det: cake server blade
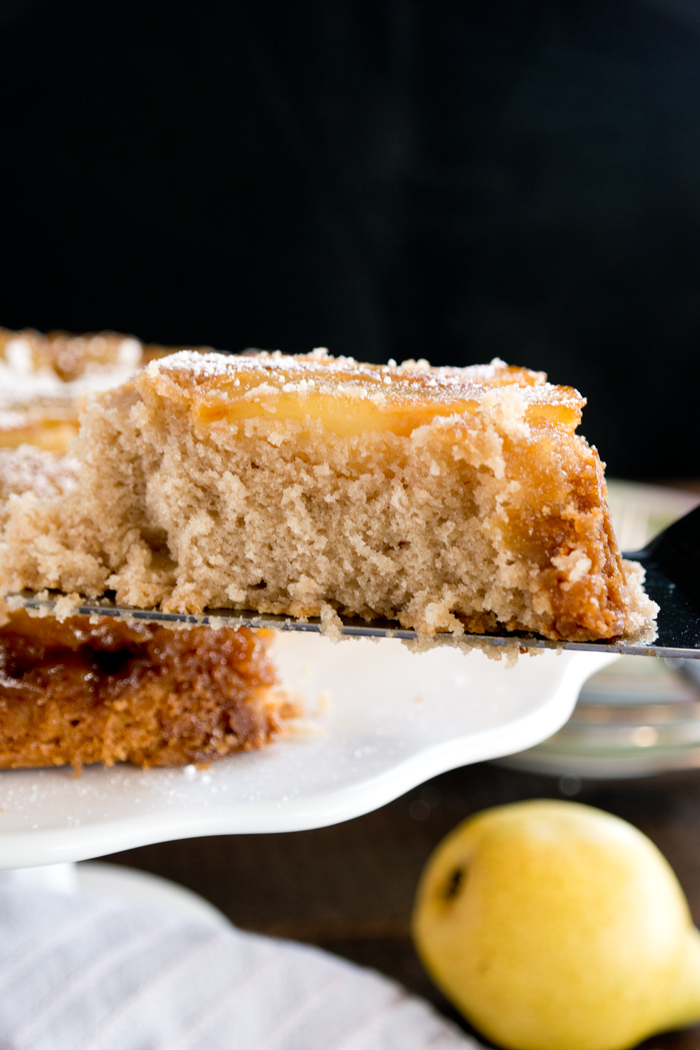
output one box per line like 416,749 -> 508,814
10,506 -> 700,660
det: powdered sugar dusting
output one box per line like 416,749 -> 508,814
154,349 -> 583,413
0,446 -> 77,502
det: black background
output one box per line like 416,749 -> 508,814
2,0 -> 700,477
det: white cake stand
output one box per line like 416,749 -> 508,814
0,633 -> 613,872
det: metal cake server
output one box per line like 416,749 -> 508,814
11,505 -> 700,659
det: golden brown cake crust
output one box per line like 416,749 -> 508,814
0,611 -> 292,771
0,350 -> 656,643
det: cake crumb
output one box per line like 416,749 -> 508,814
320,604 -> 344,642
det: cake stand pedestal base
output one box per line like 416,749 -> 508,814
0,862 -> 228,926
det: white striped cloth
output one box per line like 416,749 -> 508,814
0,885 -> 482,1050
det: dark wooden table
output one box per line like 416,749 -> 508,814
106,760 -> 700,1048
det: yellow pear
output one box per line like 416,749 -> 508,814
412,800 -> 700,1050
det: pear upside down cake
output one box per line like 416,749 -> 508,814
0,350 -> 656,644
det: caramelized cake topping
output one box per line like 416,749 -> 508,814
151,350 -> 584,436
0,326 -> 187,452
0,328 -> 144,451
0,327 -> 142,381
0,610 -> 291,770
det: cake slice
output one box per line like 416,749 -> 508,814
0,350 -> 655,643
